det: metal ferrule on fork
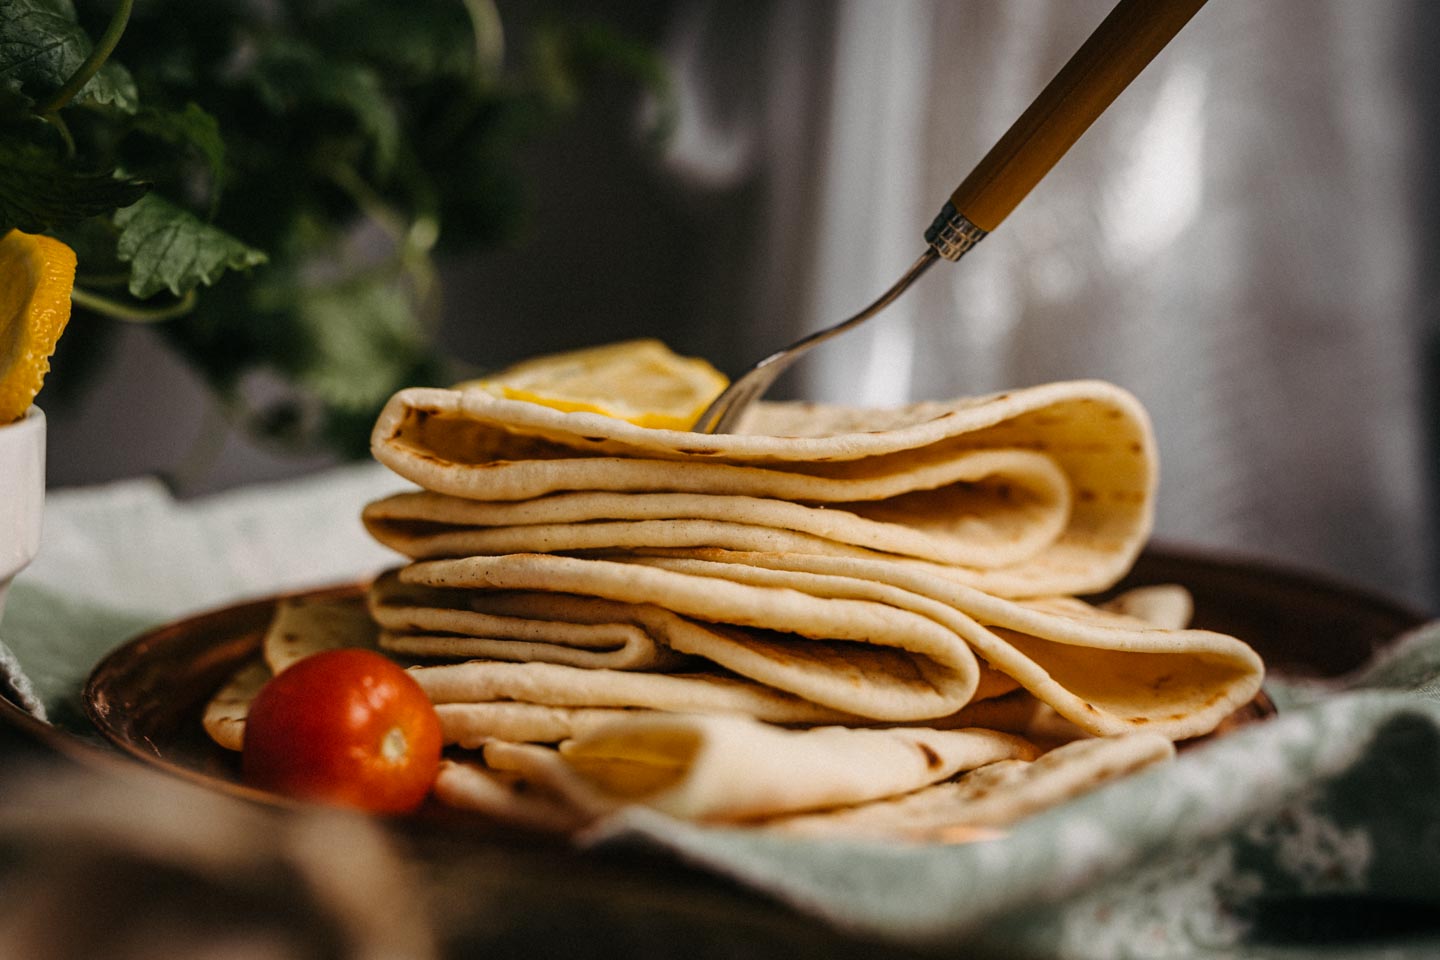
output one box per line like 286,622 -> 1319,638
923,202 -> 988,261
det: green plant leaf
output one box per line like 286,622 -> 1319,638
181,266 -> 443,457
305,0 -> 481,86
114,192 -> 267,298
86,58 -> 138,112
128,102 -> 226,210
52,214 -> 125,275
293,273 -> 443,457
4,0 -> 666,462
0,135 -> 147,234
249,37 -> 399,179
0,0 -> 137,113
1,76 -> 34,118
0,0 -> 82,97
285,273 -> 431,415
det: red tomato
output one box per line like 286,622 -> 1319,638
242,648 -> 443,814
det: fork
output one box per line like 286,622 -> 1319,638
692,0 -> 1208,434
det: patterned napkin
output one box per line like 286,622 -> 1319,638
2,467 -> 1438,957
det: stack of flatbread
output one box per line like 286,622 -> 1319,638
206,377 -> 1264,838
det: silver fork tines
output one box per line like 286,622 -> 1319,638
693,208 -> 987,435
690,250 -> 940,435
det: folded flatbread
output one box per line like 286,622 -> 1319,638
368,569 -> 690,671
201,596 -> 380,751
417,660 -> 867,744
263,593 -> 379,672
202,660 -> 267,752
399,552 -> 1262,741
368,380 -> 1157,598
364,381 -> 1264,739
432,725 -> 1171,837
764,731 -> 1175,840
399,553 -> 986,722
438,714 -> 1037,823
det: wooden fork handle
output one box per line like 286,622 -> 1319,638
949,0 -> 1208,234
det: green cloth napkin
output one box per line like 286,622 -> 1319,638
3,467 -> 1438,958
1,467 -> 407,725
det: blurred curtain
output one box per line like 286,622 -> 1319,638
661,0 -> 1435,608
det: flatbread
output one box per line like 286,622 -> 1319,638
362,456 -> 1071,568
441,715 -> 1037,824
413,660 -> 866,727
440,742 -> 624,825
369,381 -> 1157,598
391,586 -> 1181,749
368,569 -> 690,671
634,552 -> 1259,734
400,553 -> 1262,740
262,594 -> 378,673
436,703 -> 646,748
431,759 -> 588,833
1099,582 -> 1193,631
201,659 -> 268,752
764,731 -> 1176,840
435,727 -> 1170,837
400,554 -> 983,722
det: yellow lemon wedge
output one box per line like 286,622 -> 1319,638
457,339 -> 729,431
0,229 -> 77,424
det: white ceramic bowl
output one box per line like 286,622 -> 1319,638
0,407 -> 45,626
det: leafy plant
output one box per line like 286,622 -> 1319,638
0,0 -> 668,457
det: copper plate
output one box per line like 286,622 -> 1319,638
82,582 -> 369,809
